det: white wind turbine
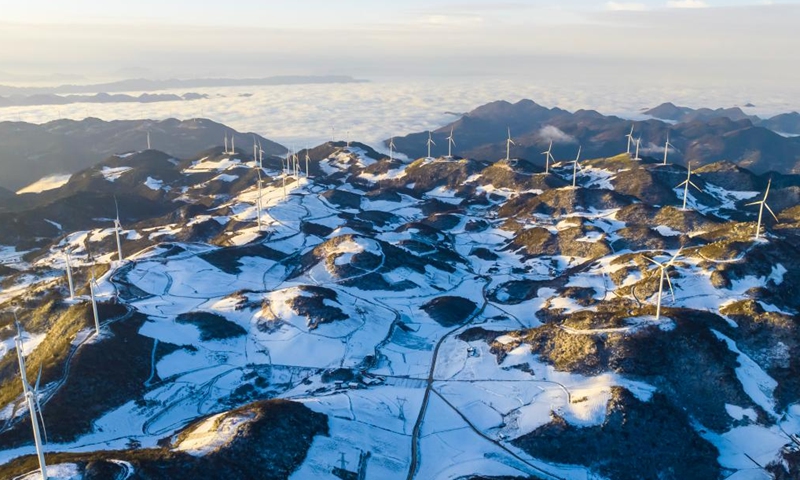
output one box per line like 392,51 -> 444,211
746,178 -> 779,241
113,197 -> 124,263
446,127 -> 456,159
147,131 -> 151,150
662,134 -> 673,166
224,132 -> 229,154
305,148 -> 310,178
14,318 -> 48,480
426,132 -> 435,159
645,250 -> 681,321
506,127 -> 515,162
570,146 -> 582,188
675,162 -> 701,211
255,149 -> 263,231
626,124 -> 635,156
542,141 -> 554,174
64,249 -> 75,300
389,137 -> 396,162
634,136 -> 642,161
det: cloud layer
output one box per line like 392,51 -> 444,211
1,77 -> 796,155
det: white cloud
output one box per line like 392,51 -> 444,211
667,0 -> 709,8
606,2 -> 648,11
539,126 -> 578,144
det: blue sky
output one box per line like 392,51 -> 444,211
0,1 -> 797,82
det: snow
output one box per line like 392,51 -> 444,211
712,330 -> 778,418
15,174 -> 72,194
144,176 -> 164,190
100,166 -> 132,182
654,225 -> 682,237
183,156 -> 242,173
0,331 -> 46,360
20,463 -> 81,480
174,412 -> 253,456
3,137 -> 799,480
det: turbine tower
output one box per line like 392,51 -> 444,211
224,132 -> 229,154
231,133 -> 235,154
663,134 -> 673,166
746,178 -> 779,241
571,146 -> 582,188
426,132 -> 435,159
675,162 -> 702,211
89,270 -> 101,335
64,250 -> 75,300
542,141 -> 554,174
446,127 -> 456,159
14,320 -> 49,480
255,163 -> 263,231
389,138 -> 396,162
634,137 -> 642,161
147,131 -> 151,150
626,124 -> 635,156
305,148 -> 310,178
645,250 -> 681,321
113,197 -> 124,263
506,127 -> 515,162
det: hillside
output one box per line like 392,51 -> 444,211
0,139 -> 798,479
0,118 -> 287,192
392,99 -> 800,175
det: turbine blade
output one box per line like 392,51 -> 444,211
764,203 -> 780,223
675,181 -> 688,189
664,270 -> 676,302
35,364 -> 42,392
744,201 -> 762,207
644,256 -> 664,268
689,181 -> 702,192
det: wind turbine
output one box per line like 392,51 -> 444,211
541,141 -> 554,174
224,132 -> 229,154
506,127 -> 515,162
64,250 -> 75,300
231,133 -> 235,154
644,250 -> 681,321
113,197 -> 124,263
255,163 -> 263,231
663,134 -> 673,166
426,132 -> 435,159
14,319 -> 48,480
570,146 -> 582,188
626,124 -> 635,156
346,131 -> 351,149
147,131 -> 151,150
253,136 -> 258,163
305,148 -> 311,178
634,137 -> 642,161
446,127 -> 456,159
675,162 -> 701,211
746,178 -> 779,241
389,137 -> 396,162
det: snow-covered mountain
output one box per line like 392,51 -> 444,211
0,137 -> 799,480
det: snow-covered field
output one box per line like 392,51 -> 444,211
0,144 -> 798,480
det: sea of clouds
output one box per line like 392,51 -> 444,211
0,77 -> 797,152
